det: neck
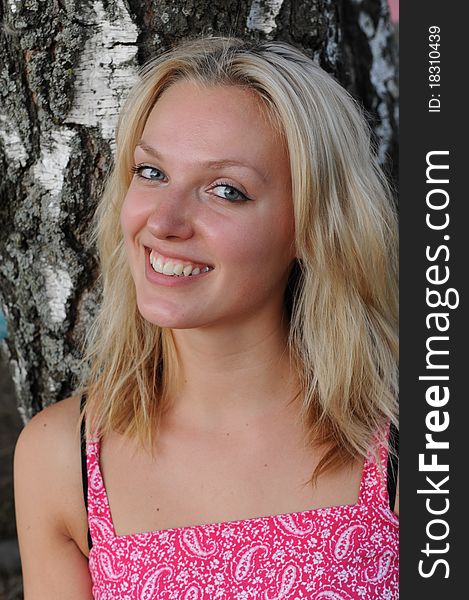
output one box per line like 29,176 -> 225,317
165,317 -> 300,430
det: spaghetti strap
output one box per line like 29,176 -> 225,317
387,422 -> 399,510
79,393 -> 93,550
86,439 -> 118,544
357,427 -> 399,515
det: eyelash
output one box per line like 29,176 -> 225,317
130,164 -> 251,202
130,164 -> 164,181
213,181 -> 250,202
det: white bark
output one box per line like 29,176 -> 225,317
28,0 -> 138,330
320,0 -> 341,69
247,0 -> 284,34
355,0 -> 398,162
32,128 -> 76,218
7,0 -> 21,15
43,265 -> 73,325
0,115 -> 28,167
66,0 -> 138,141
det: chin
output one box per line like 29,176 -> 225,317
135,296 -> 200,330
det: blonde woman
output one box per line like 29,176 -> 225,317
14,37 -> 399,599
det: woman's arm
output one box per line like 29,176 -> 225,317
14,396 -> 93,599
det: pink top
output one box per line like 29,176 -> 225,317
86,438 -> 399,599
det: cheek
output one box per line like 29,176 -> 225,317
216,213 -> 294,274
120,191 -> 147,239
245,206 -> 295,261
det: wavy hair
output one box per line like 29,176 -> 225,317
81,36 -> 398,479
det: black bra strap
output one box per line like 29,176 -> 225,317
386,422 -> 399,511
80,393 -> 93,550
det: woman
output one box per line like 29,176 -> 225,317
14,37 -> 399,598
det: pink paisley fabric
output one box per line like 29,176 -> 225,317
87,438 -> 399,599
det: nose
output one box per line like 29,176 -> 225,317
146,193 -> 195,241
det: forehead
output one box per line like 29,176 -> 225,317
148,79 -> 270,126
140,80 -> 284,163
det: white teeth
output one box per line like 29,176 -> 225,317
163,262 -> 174,275
155,256 -> 164,273
149,250 -> 211,277
150,254 -> 159,273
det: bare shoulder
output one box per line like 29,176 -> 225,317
14,395 -> 93,598
16,394 -> 82,446
14,394 -> 85,533
15,395 -> 83,498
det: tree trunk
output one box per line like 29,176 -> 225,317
0,0 -> 398,421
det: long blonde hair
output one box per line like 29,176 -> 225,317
82,36 -> 398,478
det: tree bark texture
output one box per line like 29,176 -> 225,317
0,0 -> 398,422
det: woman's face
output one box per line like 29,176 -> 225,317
120,79 -> 296,331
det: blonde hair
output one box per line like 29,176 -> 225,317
82,36 -> 398,479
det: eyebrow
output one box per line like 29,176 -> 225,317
136,141 -> 267,183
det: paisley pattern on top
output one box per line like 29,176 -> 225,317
86,437 -> 399,599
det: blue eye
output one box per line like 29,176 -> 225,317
131,165 -> 165,181
213,184 -> 249,202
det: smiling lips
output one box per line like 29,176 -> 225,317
148,249 -> 212,277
